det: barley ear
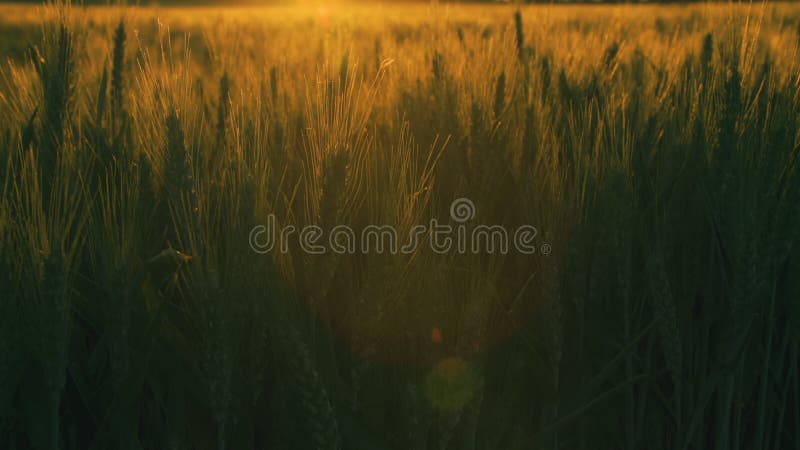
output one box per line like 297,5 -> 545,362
514,10 -> 525,61
646,251 -> 682,393
35,22 -> 76,196
217,72 -> 230,151
718,58 -> 742,168
494,71 -> 506,122
432,51 -> 444,83
269,66 -> 278,102
313,150 -> 349,302
38,247 -> 69,450
339,51 -> 349,92
162,108 -> 195,245
111,20 -> 126,132
286,326 -> 342,450
701,33 -> 714,75
164,109 -> 192,204
558,69 -> 572,104
540,56 -> 551,96
96,63 -> 108,126
604,41 -> 619,71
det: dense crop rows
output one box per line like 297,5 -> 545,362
0,3 -> 799,449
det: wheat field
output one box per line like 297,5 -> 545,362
0,2 -> 799,449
